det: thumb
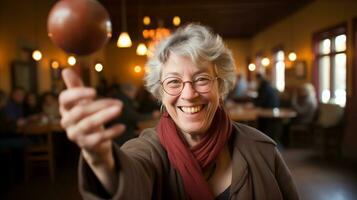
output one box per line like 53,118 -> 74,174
62,68 -> 84,88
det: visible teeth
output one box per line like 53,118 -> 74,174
181,105 -> 203,114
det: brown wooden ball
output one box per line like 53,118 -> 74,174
47,0 -> 112,55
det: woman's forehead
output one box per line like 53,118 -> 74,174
162,54 -> 214,75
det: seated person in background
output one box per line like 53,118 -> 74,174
291,83 -> 317,125
4,87 -> 26,126
229,73 -> 248,102
110,83 -> 160,146
254,74 -> 280,140
0,90 -> 26,183
254,73 -> 279,108
136,85 -> 160,114
0,90 -> 17,134
41,92 -> 60,120
23,92 -> 41,118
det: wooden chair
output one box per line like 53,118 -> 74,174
313,103 -> 345,158
23,123 -> 55,182
288,110 -> 318,148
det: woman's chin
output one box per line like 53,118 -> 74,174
178,121 -> 208,135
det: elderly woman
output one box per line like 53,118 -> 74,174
291,83 -> 318,125
59,24 -> 299,200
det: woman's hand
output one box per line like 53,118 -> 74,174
60,68 -> 125,160
59,69 -> 124,194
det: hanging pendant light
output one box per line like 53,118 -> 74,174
117,0 -> 132,48
136,43 -> 147,55
32,1 -> 42,61
135,2 -> 147,56
117,32 -> 132,47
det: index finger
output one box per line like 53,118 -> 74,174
62,68 -> 84,88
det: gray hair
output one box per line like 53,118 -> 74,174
144,23 -> 237,101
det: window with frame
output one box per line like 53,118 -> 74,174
272,50 -> 285,92
314,25 -> 346,107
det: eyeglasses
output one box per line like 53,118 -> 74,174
160,75 -> 219,96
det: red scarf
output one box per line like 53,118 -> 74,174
157,107 -> 232,200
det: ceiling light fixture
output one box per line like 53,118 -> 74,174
117,0 -> 132,48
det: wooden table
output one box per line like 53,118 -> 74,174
257,108 -> 297,119
227,103 -> 297,121
227,103 -> 297,143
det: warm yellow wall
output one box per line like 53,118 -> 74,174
225,39 -> 251,76
0,0 -> 104,94
251,0 -> 357,91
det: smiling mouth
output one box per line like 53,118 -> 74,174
178,105 -> 204,114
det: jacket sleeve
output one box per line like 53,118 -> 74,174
78,131 -> 166,200
274,148 -> 300,200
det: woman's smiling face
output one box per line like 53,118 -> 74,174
161,53 -> 220,136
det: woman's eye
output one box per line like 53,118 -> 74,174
195,77 -> 210,83
168,79 -> 181,84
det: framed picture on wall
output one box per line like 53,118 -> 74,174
11,60 -> 38,93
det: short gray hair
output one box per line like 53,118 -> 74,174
144,23 -> 237,101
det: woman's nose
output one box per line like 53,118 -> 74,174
180,82 -> 199,99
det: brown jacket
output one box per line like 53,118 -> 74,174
79,123 -> 299,200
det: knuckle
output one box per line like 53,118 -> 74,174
77,119 -> 97,134
75,105 -> 86,118
58,91 -> 68,104
60,118 -> 67,128
66,130 -> 77,142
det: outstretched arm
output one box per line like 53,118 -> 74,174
59,68 -> 125,195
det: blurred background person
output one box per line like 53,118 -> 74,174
254,73 -> 279,108
0,90 -> 17,134
4,87 -> 26,125
136,85 -> 160,114
0,90 -> 26,185
41,92 -> 60,121
291,83 -> 318,125
229,73 -> 248,102
254,73 -> 280,140
23,92 -> 41,118
110,83 -> 160,146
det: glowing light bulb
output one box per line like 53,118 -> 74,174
95,63 -> 103,72
32,50 -> 42,61
117,32 -> 132,48
288,52 -> 297,61
136,43 -> 148,56
67,56 -> 76,66
261,58 -> 270,67
248,63 -> 256,71
172,16 -> 181,26
134,65 -> 142,73
143,16 -> 151,25
51,60 -> 60,69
